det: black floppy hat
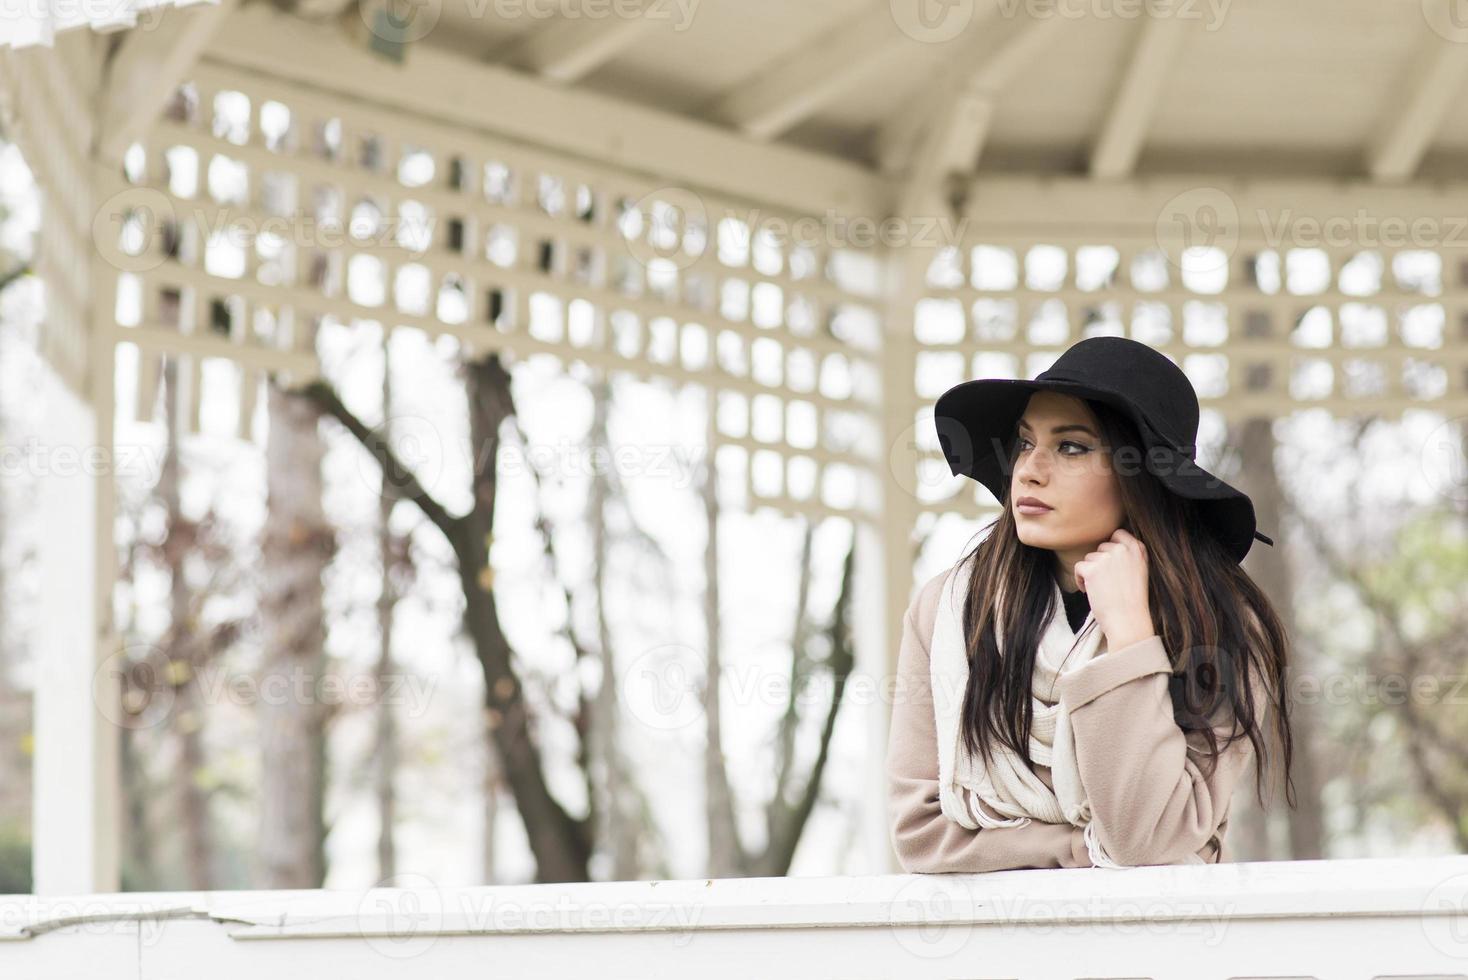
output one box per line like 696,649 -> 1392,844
933,336 -> 1275,564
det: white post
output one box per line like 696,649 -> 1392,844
31,353 -> 120,895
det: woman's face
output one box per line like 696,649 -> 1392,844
1009,391 -> 1127,556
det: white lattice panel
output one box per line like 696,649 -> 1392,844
95,59 -> 887,523
0,32 -> 98,395
906,235 -> 1468,522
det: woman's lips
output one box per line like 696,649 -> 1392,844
1016,503 -> 1054,515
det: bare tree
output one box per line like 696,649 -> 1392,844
297,352 -> 592,882
1292,461 -> 1468,852
112,353 -> 251,889
299,353 -> 855,881
577,376 -> 668,880
701,443 -> 859,877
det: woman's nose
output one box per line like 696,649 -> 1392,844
1017,445 -> 1052,483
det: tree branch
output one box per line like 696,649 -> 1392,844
763,532 -> 857,876
0,263 -> 31,295
292,377 -> 467,549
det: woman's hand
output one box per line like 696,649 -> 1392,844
1073,528 -> 1155,652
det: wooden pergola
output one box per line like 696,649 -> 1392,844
2,0 -> 1466,893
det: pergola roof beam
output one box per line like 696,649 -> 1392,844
1365,28 -> 1468,181
1088,15 -> 1186,180
95,0 -> 238,163
877,11 -> 1070,186
205,6 -> 887,217
500,4 -> 660,83
709,2 -> 916,141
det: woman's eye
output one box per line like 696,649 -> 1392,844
1017,437 -> 1089,455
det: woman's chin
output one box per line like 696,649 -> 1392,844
1015,526 -> 1069,550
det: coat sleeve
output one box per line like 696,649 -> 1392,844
885,572 -> 1093,874
1055,628 -> 1266,867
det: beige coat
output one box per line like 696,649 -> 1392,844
886,565 -> 1263,872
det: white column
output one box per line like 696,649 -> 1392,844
31,354 -> 120,895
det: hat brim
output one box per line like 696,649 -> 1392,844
933,376 -> 1263,563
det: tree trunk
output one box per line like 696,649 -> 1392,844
374,343 -> 398,882
160,359 -> 213,889
1236,415 -> 1325,859
700,429 -> 743,877
257,381 -> 333,888
461,355 -> 591,882
482,710 -> 500,883
587,377 -> 644,880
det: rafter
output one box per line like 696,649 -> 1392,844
708,2 -> 915,142
877,11 -> 1071,186
1365,27 -> 1468,181
1089,14 -> 1186,180
498,5 -> 659,83
205,5 -> 886,217
95,0 -> 238,163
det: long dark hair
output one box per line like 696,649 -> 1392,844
955,396 -> 1296,810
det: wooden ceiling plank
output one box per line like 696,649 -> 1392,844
1089,14 -> 1186,180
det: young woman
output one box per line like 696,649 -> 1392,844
887,336 -> 1296,872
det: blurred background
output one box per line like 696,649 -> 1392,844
0,0 -> 1465,894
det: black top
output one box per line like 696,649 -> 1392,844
1060,586 -> 1091,634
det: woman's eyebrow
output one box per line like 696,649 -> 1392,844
1017,420 -> 1098,437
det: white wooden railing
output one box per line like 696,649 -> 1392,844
3,854 -> 1467,978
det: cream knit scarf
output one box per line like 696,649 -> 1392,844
929,559 -> 1142,868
